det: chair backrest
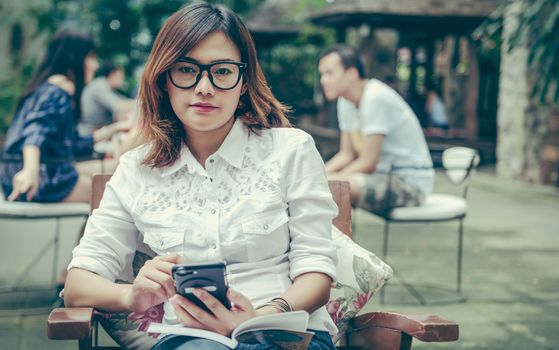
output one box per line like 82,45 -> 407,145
442,147 -> 479,185
90,174 -> 352,237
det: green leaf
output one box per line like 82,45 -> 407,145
353,255 -> 375,293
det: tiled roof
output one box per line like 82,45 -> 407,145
310,0 -> 499,21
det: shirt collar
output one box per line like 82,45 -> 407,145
160,118 -> 248,177
214,118 -> 248,169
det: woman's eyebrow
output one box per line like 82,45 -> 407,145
179,57 -> 238,63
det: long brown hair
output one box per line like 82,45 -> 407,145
138,2 -> 290,168
19,28 -> 96,121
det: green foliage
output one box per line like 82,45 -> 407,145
475,0 -> 559,102
509,0 -> 559,102
0,0 -> 333,132
260,26 -> 335,120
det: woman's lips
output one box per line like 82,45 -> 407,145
191,103 -> 218,113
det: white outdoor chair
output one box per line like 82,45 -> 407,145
0,190 -> 89,311
377,147 -> 480,304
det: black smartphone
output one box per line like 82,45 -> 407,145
172,262 -> 231,313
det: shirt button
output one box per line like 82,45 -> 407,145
209,159 -> 215,163
263,224 -> 269,230
159,240 -> 164,246
210,209 -> 216,215
208,240 -> 217,249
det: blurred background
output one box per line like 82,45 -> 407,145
1,1 -> 559,349
0,0 -> 558,186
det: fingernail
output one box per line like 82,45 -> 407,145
193,289 -> 202,297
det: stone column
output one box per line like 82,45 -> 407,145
496,0 -> 550,182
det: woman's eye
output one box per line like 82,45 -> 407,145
214,68 -> 232,75
178,66 -> 196,74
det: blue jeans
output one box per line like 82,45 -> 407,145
151,330 -> 335,350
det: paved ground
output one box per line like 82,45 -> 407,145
1,167 -> 558,349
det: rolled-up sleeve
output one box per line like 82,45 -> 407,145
284,132 -> 338,282
67,157 -> 139,281
21,98 -> 63,148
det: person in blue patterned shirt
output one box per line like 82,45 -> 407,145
1,28 -> 129,203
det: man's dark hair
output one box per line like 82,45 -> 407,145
97,60 -> 119,77
319,44 -> 366,78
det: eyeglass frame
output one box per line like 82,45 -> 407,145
167,59 -> 248,90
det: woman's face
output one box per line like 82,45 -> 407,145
84,52 -> 99,83
165,31 -> 245,137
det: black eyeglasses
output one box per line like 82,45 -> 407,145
168,59 -> 247,90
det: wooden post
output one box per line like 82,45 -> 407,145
465,38 -> 479,140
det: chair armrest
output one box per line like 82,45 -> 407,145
350,311 -> 459,342
47,307 -> 94,340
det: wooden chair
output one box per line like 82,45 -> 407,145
47,174 -> 459,350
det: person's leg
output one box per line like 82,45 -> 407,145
356,173 -> 423,215
235,331 -> 335,350
62,159 -> 118,203
62,175 -> 91,203
307,331 -> 336,350
75,158 -> 118,177
326,172 -> 364,206
152,336 -> 232,350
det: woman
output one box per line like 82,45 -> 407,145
64,3 -> 338,350
1,28 -> 128,203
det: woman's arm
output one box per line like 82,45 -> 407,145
8,145 -> 41,201
65,253 -> 181,313
273,132 -> 339,314
64,268 -> 132,312
256,272 -> 332,316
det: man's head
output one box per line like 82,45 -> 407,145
98,61 -> 124,88
318,45 -> 366,101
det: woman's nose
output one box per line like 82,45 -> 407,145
194,71 -> 215,96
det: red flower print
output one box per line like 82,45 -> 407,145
326,300 -> 341,323
127,303 -> 164,337
352,291 -> 373,310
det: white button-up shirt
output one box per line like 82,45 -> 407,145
68,119 -> 338,334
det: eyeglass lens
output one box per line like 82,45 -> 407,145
170,62 -> 243,89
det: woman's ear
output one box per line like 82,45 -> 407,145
241,83 -> 247,95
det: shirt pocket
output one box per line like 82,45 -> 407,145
241,207 -> 289,261
142,229 -> 184,256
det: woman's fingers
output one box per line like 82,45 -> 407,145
138,263 -> 176,299
226,288 -> 253,312
191,289 -> 229,320
8,171 -> 39,201
7,187 -> 22,201
170,295 -> 209,329
26,183 -> 39,201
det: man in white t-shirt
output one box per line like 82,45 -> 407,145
318,45 -> 434,214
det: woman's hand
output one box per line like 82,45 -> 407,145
8,167 -> 40,201
170,288 -> 256,336
93,120 -> 134,143
124,254 -> 180,313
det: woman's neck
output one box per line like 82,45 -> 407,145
48,74 -> 75,96
184,118 -> 234,167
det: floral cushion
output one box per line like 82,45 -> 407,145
96,226 -> 392,348
96,251 -> 159,350
327,226 -> 393,342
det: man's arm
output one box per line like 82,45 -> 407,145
339,133 -> 384,174
325,132 -> 357,173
